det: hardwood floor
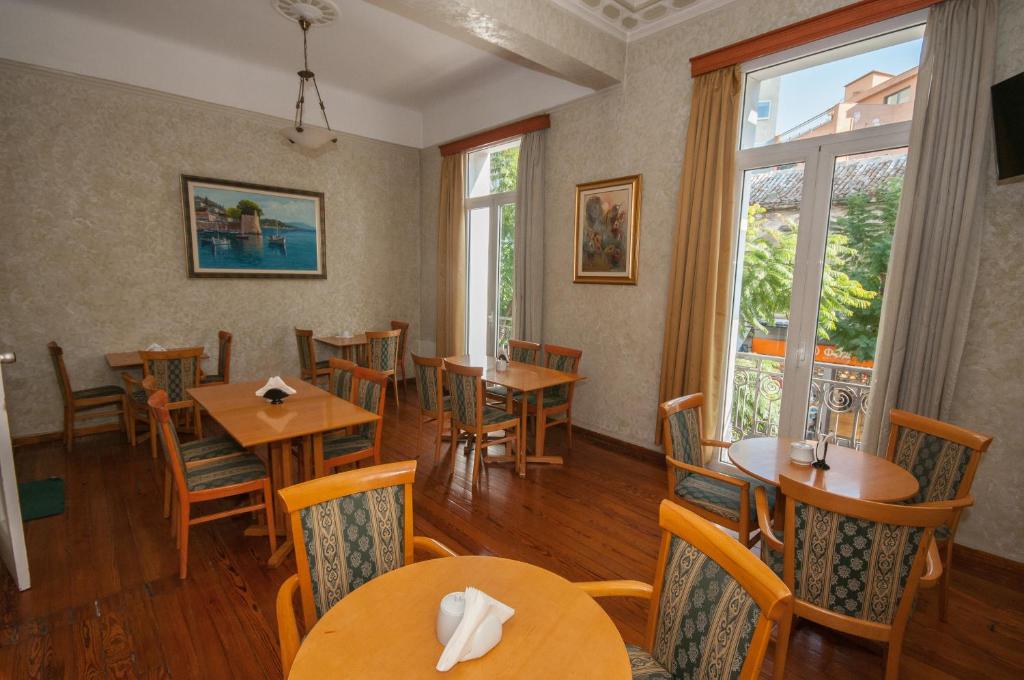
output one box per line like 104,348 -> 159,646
3,393 -> 1023,679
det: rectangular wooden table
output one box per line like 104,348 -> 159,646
444,355 -> 585,477
315,334 -> 368,362
106,350 -> 208,369
188,376 -> 380,566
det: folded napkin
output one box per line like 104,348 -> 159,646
436,588 -> 515,672
145,343 -> 166,351
255,376 -> 297,397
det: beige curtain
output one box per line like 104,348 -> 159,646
862,0 -> 997,454
658,65 -> 742,446
513,130 -> 545,343
436,154 -> 467,357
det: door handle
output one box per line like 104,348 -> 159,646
0,352 -> 14,364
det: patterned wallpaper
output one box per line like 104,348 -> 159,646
0,62 -> 422,437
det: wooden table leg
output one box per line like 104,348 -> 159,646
267,437 -> 296,567
518,393 -> 528,477
520,390 -> 564,475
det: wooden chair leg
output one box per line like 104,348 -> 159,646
163,466 -> 172,519
566,411 -> 574,450
64,409 -> 74,454
939,539 -> 953,622
193,404 -> 203,439
149,414 -> 158,459
434,418 -> 443,464
264,479 -> 278,553
449,426 -> 459,478
178,502 -> 190,579
120,396 -> 131,441
773,613 -> 792,680
171,499 -> 178,541
884,632 -> 904,680
392,374 -> 401,413
473,432 -> 485,482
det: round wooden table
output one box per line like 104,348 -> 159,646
728,437 -> 918,502
288,555 -> 631,679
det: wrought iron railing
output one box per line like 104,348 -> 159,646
729,352 -> 872,449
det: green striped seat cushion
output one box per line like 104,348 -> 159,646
183,452 -> 266,492
200,373 -> 224,384
323,433 -> 374,460
486,384 -> 510,397
179,435 -> 243,463
482,406 -> 516,426
519,392 -> 568,409
73,384 -> 125,400
675,473 -> 776,523
315,360 -> 330,369
626,645 -> 671,680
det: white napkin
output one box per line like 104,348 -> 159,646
436,588 -> 515,672
255,376 -> 297,397
145,343 -> 166,351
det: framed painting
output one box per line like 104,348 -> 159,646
180,175 -> 326,279
573,175 -> 642,284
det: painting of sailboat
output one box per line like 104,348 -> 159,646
181,175 -> 326,279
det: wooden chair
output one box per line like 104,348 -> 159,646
199,330 -> 232,385
659,393 -> 774,548
884,409 -> 992,621
444,360 -> 519,483
411,354 -> 451,463
135,347 -> 204,460
514,344 -> 581,454
314,367 -> 387,477
295,328 -> 330,387
121,372 -> 153,447
365,329 -> 402,411
389,320 -> 410,391
576,499 -> 792,680
755,476 -> 956,680
486,339 -> 541,407
148,390 -> 275,579
328,357 -> 358,401
47,341 -> 128,453
275,460 -> 456,676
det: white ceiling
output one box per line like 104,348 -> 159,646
548,0 -> 739,40
0,0 -> 593,147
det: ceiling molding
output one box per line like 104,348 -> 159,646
547,0 -> 739,42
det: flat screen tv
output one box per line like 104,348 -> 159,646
992,70 -> 1024,181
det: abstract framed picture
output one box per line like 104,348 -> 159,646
180,175 -> 326,279
573,175 -> 641,284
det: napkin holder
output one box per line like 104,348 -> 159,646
262,388 -> 290,405
495,354 -> 509,372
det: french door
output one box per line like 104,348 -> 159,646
466,195 -> 515,356
723,123 -> 910,450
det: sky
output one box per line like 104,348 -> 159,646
771,39 -> 923,135
195,186 -> 316,225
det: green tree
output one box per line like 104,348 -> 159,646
490,147 -> 519,349
237,199 -> 263,216
225,207 -> 240,220
490,146 -> 519,194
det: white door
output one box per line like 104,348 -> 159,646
0,351 -> 30,590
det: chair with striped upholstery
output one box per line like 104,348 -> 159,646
328,357 -> 358,401
365,329 -> 402,412
314,366 -> 387,477
148,390 -> 275,579
755,476 -> 955,680
444,360 -> 520,482
513,344 -> 581,455
295,328 -> 330,387
486,339 -> 541,407
412,354 -> 451,463
660,393 -> 775,548
48,341 -> 129,453
390,320 -> 410,392
200,330 -> 232,385
576,499 -> 792,680
140,347 -> 204,460
883,409 -> 992,621
121,371 -> 154,447
275,461 -> 456,676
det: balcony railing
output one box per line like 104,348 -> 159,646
729,352 -> 872,449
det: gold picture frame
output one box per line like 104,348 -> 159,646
573,174 -> 641,284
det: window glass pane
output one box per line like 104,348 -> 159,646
466,140 -> 519,198
495,202 -> 515,354
741,25 -> 923,149
467,207 -> 490,355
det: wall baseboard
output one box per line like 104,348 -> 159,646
573,424 -> 663,465
952,542 -> 1024,589
12,422 -> 120,448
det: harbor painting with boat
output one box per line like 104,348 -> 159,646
181,175 -> 326,279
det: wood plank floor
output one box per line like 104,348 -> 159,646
3,393 -> 1023,679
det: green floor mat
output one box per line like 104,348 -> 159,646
18,477 -> 65,521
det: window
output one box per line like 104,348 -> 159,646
884,87 -> 912,104
724,17 -> 923,455
465,139 -> 520,356
755,100 -> 772,120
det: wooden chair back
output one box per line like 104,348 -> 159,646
542,344 -> 582,403
778,476 -> 953,638
47,341 -> 73,407
365,329 -> 401,373
277,461 -> 417,629
443,360 -> 484,430
215,330 -> 233,382
659,393 -> 708,470
294,328 -> 318,374
328,357 -> 358,401
411,354 -> 444,416
389,319 -> 409,364
351,366 -> 388,444
140,347 -> 203,406
643,500 -> 791,679
507,339 -> 541,364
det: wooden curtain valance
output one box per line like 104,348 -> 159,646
689,0 -> 941,77
439,114 -> 550,157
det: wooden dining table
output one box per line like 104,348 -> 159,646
188,376 -> 380,566
728,436 -> 918,523
315,334 -> 367,362
287,555 -> 630,679
444,355 -> 585,477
